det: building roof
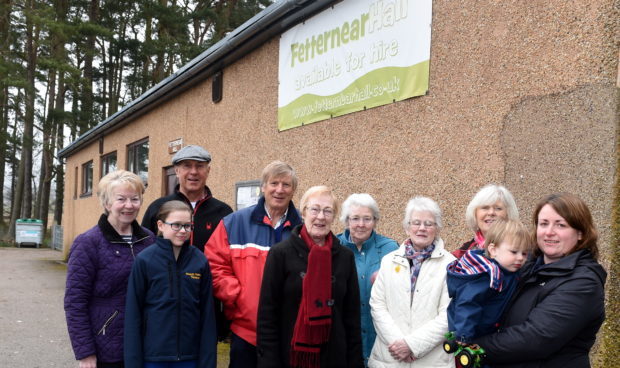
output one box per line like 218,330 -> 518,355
59,0 -> 338,159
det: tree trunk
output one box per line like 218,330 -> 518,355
8,103 -> 20,225
8,92 -> 25,239
41,0 -> 68,230
53,78 -> 65,226
0,0 -> 10,228
100,38 -> 107,118
80,0 -> 99,134
35,69 -> 55,221
0,87 -> 7,226
14,0 -> 38,229
153,0 -> 168,84
141,6 -> 152,95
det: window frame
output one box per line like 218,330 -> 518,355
100,151 -> 118,177
73,166 -> 78,199
80,160 -> 94,197
127,137 -> 149,186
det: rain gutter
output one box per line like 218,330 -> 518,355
59,0 -> 340,159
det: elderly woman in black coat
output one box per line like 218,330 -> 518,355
473,193 -> 606,367
257,185 -> 363,368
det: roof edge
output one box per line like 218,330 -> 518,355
59,0 -> 340,159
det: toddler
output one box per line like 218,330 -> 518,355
446,219 -> 533,344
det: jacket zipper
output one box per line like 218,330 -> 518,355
110,234 -> 149,258
176,259 -> 182,360
168,262 -> 174,297
97,310 -> 119,336
189,199 -> 203,245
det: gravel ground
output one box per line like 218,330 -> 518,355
0,247 -> 76,367
0,247 -> 233,368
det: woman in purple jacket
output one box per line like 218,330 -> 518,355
64,170 -> 155,368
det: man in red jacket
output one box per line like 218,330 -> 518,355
205,161 -> 302,368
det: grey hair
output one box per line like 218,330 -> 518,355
465,184 -> 519,232
339,193 -> 380,224
402,196 -> 443,231
260,160 -> 298,192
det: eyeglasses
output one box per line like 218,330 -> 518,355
306,206 -> 335,218
349,216 -> 375,224
409,220 -> 436,229
163,222 -> 194,232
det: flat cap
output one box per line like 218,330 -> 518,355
172,145 -> 212,165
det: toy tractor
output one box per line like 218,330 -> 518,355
443,332 -> 486,368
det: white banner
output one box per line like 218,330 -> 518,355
278,0 -> 432,131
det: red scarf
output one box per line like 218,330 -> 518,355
290,225 -> 333,368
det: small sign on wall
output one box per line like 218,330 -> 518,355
236,180 -> 262,210
168,138 -> 183,154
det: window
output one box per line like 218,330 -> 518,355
81,161 -> 94,196
127,138 -> 149,185
73,167 -> 78,199
164,166 -> 178,196
101,151 -> 117,177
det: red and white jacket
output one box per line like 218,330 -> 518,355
204,197 -> 301,345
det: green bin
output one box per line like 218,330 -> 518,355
15,219 -> 44,248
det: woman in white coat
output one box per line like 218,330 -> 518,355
369,197 -> 455,367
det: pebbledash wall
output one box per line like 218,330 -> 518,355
60,0 -> 619,364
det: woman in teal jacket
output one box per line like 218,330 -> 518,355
337,194 -> 398,366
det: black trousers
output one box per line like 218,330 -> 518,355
98,362 -> 123,368
229,332 -> 257,368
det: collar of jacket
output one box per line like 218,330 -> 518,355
155,237 -> 190,260
391,237 -> 448,267
174,184 -> 213,203
527,249 -> 606,284
250,196 -> 302,227
290,224 -> 342,256
98,214 -> 151,244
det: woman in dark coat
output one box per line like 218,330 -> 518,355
473,193 -> 607,367
64,170 -> 155,368
257,185 -> 363,368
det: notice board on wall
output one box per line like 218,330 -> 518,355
278,0 -> 432,131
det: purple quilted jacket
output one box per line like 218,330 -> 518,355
64,214 -> 155,363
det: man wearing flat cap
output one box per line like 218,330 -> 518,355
141,144 -> 233,252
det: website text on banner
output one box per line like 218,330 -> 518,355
278,0 -> 432,131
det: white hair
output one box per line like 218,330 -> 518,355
465,184 -> 519,232
402,196 -> 442,231
339,193 -> 380,224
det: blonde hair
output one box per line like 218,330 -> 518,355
97,170 -> 145,214
300,185 -> 339,219
484,219 -> 534,257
